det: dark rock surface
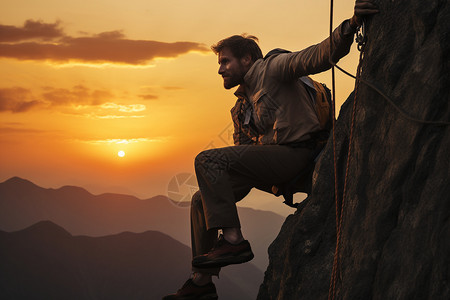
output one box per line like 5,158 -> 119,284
258,0 -> 449,299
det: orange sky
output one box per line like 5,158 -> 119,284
0,0 -> 361,215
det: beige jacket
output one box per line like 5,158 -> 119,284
232,20 -> 355,145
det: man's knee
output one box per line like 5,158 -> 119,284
194,149 -> 216,169
194,149 -> 228,183
191,190 -> 203,209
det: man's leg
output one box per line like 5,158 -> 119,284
163,145 -> 312,299
195,144 -> 313,229
190,191 -> 220,278
193,144 -> 313,267
191,177 -> 253,272
162,191 -> 222,300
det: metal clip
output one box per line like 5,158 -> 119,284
355,21 -> 366,51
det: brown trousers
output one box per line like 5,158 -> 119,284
191,144 -> 313,275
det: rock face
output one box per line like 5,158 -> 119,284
258,1 -> 449,299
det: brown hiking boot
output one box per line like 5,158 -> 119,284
192,234 -> 254,268
162,278 -> 218,300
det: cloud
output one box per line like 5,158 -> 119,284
139,94 -> 159,100
99,103 -> 146,113
0,85 -> 147,118
81,114 -> 145,119
0,122 -> 55,138
80,137 -> 164,145
163,86 -> 185,90
0,126 -> 44,134
0,87 -> 44,112
0,20 -> 64,42
138,86 -> 184,100
0,20 -> 209,65
42,85 -> 113,106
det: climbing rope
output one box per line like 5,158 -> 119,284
329,33 -> 366,300
328,2 -> 366,299
328,0 -> 340,296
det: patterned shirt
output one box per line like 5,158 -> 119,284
231,85 -> 259,145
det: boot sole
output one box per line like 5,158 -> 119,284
198,294 -> 218,300
163,292 -> 218,300
175,293 -> 218,300
193,250 -> 254,268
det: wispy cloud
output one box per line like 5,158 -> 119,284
42,85 -> 113,106
0,126 -> 45,134
82,114 -> 145,119
0,85 -> 114,112
0,87 -> 44,112
0,85 -> 147,118
80,137 -> 164,145
0,20 -> 209,65
139,94 -> 159,100
163,86 -> 185,91
0,123 -> 60,138
99,103 -> 146,113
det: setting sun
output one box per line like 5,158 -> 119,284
0,0 -> 358,198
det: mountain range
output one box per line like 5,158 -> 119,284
0,221 -> 262,299
0,176 -> 286,271
0,176 -> 290,299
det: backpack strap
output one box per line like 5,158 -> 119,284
264,48 -> 291,60
312,81 -> 332,130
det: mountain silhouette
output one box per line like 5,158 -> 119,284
0,176 -> 285,271
0,221 -> 262,300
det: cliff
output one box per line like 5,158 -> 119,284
258,0 -> 449,299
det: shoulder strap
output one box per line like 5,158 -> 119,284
264,48 -> 291,60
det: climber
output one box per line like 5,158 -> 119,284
162,1 -> 379,299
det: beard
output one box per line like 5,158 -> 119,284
222,65 -> 246,89
223,76 -> 241,89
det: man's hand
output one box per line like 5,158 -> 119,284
350,0 -> 379,29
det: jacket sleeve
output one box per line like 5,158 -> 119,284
267,20 -> 355,81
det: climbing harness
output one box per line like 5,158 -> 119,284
355,21 -> 366,51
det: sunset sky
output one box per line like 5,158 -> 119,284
1,0 -> 361,214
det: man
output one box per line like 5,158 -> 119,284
163,1 -> 378,299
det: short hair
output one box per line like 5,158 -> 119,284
211,34 -> 263,62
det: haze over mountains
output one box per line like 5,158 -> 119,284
0,221 -> 262,299
0,176 -> 285,271
0,176 -> 289,299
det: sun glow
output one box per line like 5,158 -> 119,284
118,150 -> 125,157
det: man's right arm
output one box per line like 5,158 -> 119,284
266,0 -> 379,81
266,20 -> 354,81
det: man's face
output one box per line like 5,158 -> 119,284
217,48 -> 250,90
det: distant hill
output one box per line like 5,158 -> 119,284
0,176 -> 286,271
0,221 -> 263,300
